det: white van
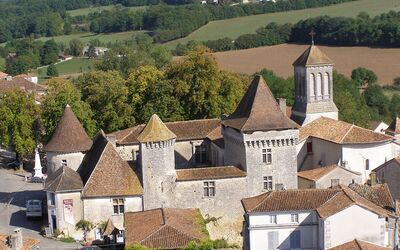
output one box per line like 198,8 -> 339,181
26,200 -> 42,218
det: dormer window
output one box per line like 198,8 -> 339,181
195,145 -> 207,164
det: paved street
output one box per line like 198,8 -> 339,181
0,168 -> 80,249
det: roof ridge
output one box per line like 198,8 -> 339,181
249,192 -> 272,212
339,123 -> 355,143
176,165 -> 238,171
55,167 -> 66,192
354,239 -> 362,249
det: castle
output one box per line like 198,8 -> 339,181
43,44 -> 399,244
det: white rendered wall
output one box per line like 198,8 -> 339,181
248,211 -> 318,250
324,205 -> 386,248
342,142 -> 393,182
46,151 -> 85,174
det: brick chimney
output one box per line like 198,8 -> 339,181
278,98 -> 287,116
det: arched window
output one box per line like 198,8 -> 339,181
316,73 -> 322,99
309,73 -> 315,101
323,72 -> 329,99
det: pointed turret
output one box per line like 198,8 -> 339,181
222,75 -> 298,132
137,114 -> 176,142
293,45 -> 334,67
44,105 -> 92,152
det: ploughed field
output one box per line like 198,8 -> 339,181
165,0 -> 400,48
213,44 -> 400,85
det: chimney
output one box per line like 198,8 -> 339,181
9,228 -> 23,250
278,98 -> 287,116
370,172 -> 377,185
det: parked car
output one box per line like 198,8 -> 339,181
31,176 -> 44,183
26,200 -> 42,219
7,161 -> 21,170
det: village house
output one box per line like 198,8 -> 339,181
0,77 -> 45,97
241,186 -> 397,250
298,165 -> 362,189
373,156 -> 400,200
327,239 -> 392,250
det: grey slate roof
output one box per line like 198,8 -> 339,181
44,166 -> 83,192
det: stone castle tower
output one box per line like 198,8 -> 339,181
222,75 -> 299,197
138,114 -> 177,210
43,105 -> 92,174
291,45 -> 338,125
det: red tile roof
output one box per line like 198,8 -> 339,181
44,166 -> 83,192
328,239 -> 391,250
43,105 -> 92,152
242,186 -> 393,219
109,119 -> 221,145
0,78 -> 46,93
222,75 -> 299,132
349,183 -> 394,209
300,117 -> 392,144
298,165 -> 360,181
124,208 -> 207,249
176,166 -> 246,181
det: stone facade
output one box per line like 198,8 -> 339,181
46,151 -> 86,174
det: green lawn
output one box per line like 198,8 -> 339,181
36,31 -> 146,45
38,58 -> 100,82
66,5 -> 148,17
165,0 -> 400,48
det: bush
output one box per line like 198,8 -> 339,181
60,237 -> 75,243
47,64 -> 59,77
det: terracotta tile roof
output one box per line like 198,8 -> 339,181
328,239 -> 391,250
103,218 -> 119,236
386,117 -> 400,134
300,117 -> 392,144
137,114 -> 176,143
222,75 -> 299,132
77,131 -> 143,198
0,78 -> 46,93
298,165 -> 361,181
109,119 -> 221,145
206,126 -> 224,148
124,208 -> 207,249
43,105 -> 92,152
0,234 -> 40,250
242,186 -> 393,218
293,45 -> 334,66
349,183 -> 394,209
176,166 -> 246,181
44,166 -> 83,192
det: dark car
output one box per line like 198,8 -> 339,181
31,176 -> 44,183
6,161 -> 21,170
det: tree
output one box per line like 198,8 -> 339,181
76,71 -> 134,132
389,94 -> 400,118
46,64 -> 59,77
393,77 -> 400,87
0,90 -> 40,166
75,220 -> 94,242
87,44 -> 97,59
41,78 -> 96,141
363,84 -> 390,119
41,39 -> 59,65
69,39 -> 84,57
351,67 -> 378,86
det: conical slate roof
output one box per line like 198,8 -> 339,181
137,114 -> 177,142
43,105 -> 92,153
222,75 -> 299,132
44,166 -> 83,192
293,45 -> 333,67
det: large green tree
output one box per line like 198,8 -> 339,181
76,71 -> 134,133
0,90 -> 40,163
41,78 -> 96,141
69,39 -> 84,57
351,67 -> 378,87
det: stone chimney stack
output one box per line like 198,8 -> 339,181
106,134 -> 117,147
9,228 -> 23,250
278,98 -> 287,116
370,172 -> 377,185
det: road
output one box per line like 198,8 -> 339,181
0,168 -> 80,249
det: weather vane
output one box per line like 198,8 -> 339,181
309,30 -> 316,45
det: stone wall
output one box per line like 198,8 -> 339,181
375,161 -> 400,200
46,151 -> 85,174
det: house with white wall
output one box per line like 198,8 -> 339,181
241,186 -> 397,250
297,117 -> 395,182
298,165 -> 362,189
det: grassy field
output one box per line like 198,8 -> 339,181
66,5 -> 148,17
36,31 -> 146,45
38,58 -> 99,82
165,0 -> 400,48
212,44 -> 400,85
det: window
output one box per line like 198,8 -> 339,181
306,142 -> 313,154
269,215 -> 277,224
365,159 -> 370,170
290,230 -> 301,249
49,193 -> 56,206
203,181 -> 215,197
195,145 -> 208,164
61,159 -> 67,167
291,214 -> 299,223
112,199 -> 124,214
263,176 -> 273,190
262,149 -> 272,164
331,179 -> 340,187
